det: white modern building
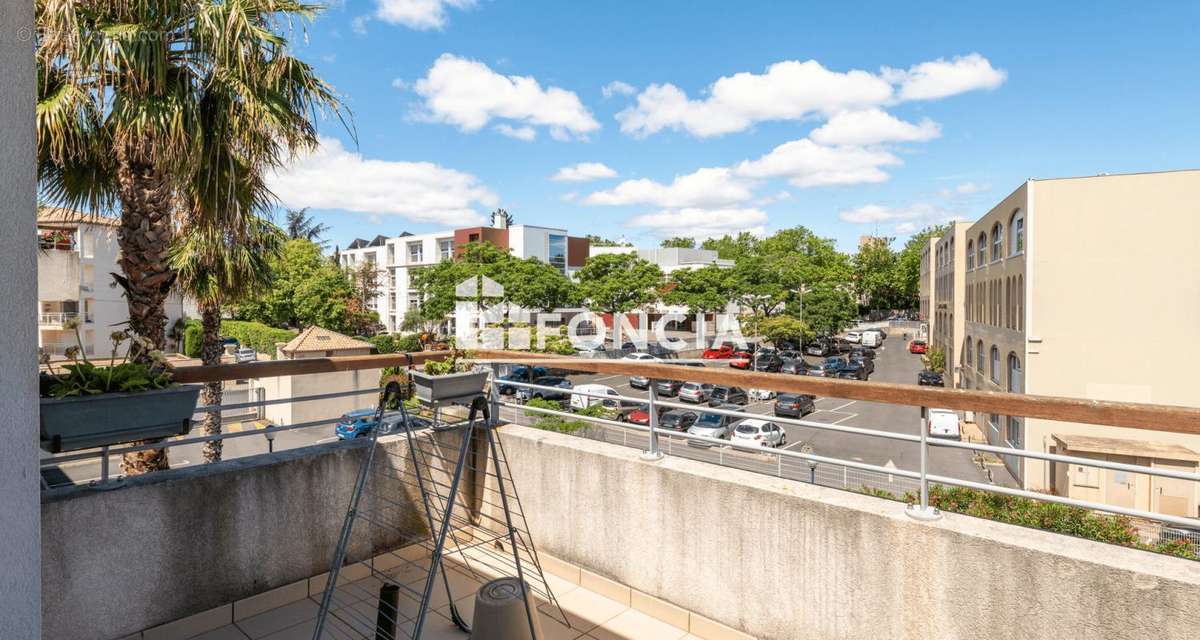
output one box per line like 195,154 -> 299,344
339,211 -> 590,333
588,246 -> 733,273
37,208 -> 195,357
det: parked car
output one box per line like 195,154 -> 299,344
570,384 -> 639,419
809,359 -> 841,377
849,347 -> 876,361
752,352 -> 784,372
708,386 -> 748,406
805,340 -> 834,357
861,330 -> 882,348
777,350 -> 802,360
729,348 -> 754,369
835,361 -> 868,380
775,340 -> 797,351
730,419 -> 787,447
678,382 -> 715,403
335,409 -> 433,440
702,343 -> 736,359
773,393 -> 816,418
918,370 -> 944,386
909,339 -> 928,354
927,408 -> 961,439
624,406 -> 667,426
622,352 -> 660,362
848,355 -> 875,376
658,409 -> 699,432
687,407 -> 739,444
496,365 -> 551,395
844,331 -> 862,344
629,374 -> 651,389
516,376 -> 573,402
780,358 -> 815,376
655,378 -> 685,397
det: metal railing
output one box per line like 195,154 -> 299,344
39,311 -> 82,325
38,348 -> 1200,551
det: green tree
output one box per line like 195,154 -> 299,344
759,315 -> 812,346
585,234 -> 631,247
409,241 -> 516,324
660,236 -> 696,249
791,285 -> 857,336
853,236 -> 902,310
924,347 -> 947,374
36,0 -> 344,356
237,239 -> 363,333
663,265 -> 732,314
728,255 -> 790,317
701,232 -> 760,261
575,253 -> 664,314
504,258 -> 580,312
172,214 -> 284,463
285,208 -> 330,246
894,225 -> 948,309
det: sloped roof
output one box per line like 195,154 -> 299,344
1052,434 -> 1200,462
37,207 -> 120,228
280,326 -> 372,354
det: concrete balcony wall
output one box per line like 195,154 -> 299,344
37,249 -> 81,301
486,425 -> 1200,640
40,436 -> 449,640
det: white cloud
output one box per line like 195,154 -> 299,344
414,54 -> 600,140
551,162 -> 617,182
839,202 -> 964,233
602,81 -> 636,98
268,137 -> 497,225
494,124 -> 537,141
628,207 -> 768,240
882,53 -> 1007,101
560,192 -> 578,202
583,167 -> 754,208
351,15 -> 370,35
390,78 -> 409,90
615,54 -> 1005,138
939,181 -> 991,198
810,109 -> 940,146
734,138 -> 901,188
375,0 -> 475,31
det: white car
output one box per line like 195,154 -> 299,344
927,408 -> 961,439
729,419 -> 787,448
622,352 -> 660,362
570,384 -> 639,418
677,382 -> 714,403
844,331 -> 862,344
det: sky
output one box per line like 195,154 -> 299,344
270,1 -> 1200,253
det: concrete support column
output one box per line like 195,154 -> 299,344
0,3 -> 42,638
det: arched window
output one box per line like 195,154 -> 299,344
1017,275 -> 1024,331
977,232 -> 987,266
1007,353 -> 1022,392
991,222 -> 1003,262
990,345 -> 1000,383
965,336 -> 973,366
1010,209 -> 1024,255
976,339 -> 984,372
967,240 -> 975,269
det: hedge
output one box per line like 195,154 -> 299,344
219,320 -> 296,360
368,333 -> 423,354
183,322 -> 203,358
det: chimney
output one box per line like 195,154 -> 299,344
492,208 -> 511,229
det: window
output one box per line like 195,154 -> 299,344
387,244 -> 395,265
976,232 -> 986,266
548,234 -> 567,274
407,241 -> 423,264
976,340 -> 984,372
990,346 -> 1000,384
965,336 -> 973,366
966,240 -> 974,269
1007,353 -> 1022,392
438,239 -> 454,261
1006,415 -> 1022,447
407,292 -> 421,310
991,223 -> 1003,262
1010,210 -> 1024,255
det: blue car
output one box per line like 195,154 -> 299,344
335,409 -> 432,440
496,365 -> 550,395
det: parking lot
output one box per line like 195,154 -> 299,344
499,332 -> 1016,496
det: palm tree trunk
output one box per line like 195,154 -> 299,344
115,142 -> 175,475
199,304 -> 224,463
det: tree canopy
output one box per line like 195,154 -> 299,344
236,239 -> 374,334
660,236 -> 696,248
575,252 -> 663,314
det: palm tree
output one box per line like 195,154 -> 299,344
37,0 -> 347,473
171,213 -> 284,463
285,207 -> 330,245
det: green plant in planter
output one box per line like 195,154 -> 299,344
41,319 -> 174,398
422,342 -> 476,376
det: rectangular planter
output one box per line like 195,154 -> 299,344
40,384 -> 202,453
410,369 -> 490,404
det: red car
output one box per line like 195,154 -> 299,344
729,349 -> 754,369
909,340 -> 927,354
623,406 -> 665,426
702,343 -> 736,359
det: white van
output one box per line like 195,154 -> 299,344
861,330 -> 882,348
927,408 -> 961,439
570,384 -> 638,418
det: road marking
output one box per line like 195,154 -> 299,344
830,412 -> 859,425
592,374 -> 626,383
823,400 -> 856,412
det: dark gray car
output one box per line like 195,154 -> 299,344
708,386 -> 748,406
773,393 -> 816,418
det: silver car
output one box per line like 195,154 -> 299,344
678,382 -> 714,403
686,406 -> 738,445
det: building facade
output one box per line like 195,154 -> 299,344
950,170 -> 1200,519
931,222 -> 968,385
918,237 -> 936,339
37,208 -> 194,357
339,212 -> 590,333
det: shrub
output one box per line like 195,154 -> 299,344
219,320 -> 295,360
183,322 -> 203,358
394,334 -> 423,352
523,397 -> 585,434
368,334 -> 397,354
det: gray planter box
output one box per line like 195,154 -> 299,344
410,369 -> 490,403
40,385 -> 202,453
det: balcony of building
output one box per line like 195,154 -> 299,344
35,348 -> 1200,640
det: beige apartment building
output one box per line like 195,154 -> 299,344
918,237 -> 936,340
946,169 -> 1200,520
931,222 -> 969,385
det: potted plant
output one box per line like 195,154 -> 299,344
408,344 -> 489,403
39,321 -> 200,453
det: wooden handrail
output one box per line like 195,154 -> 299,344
169,349 -> 1200,435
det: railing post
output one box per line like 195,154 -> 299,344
906,406 -> 941,521
640,383 -> 663,461
99,445 -> 109,483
